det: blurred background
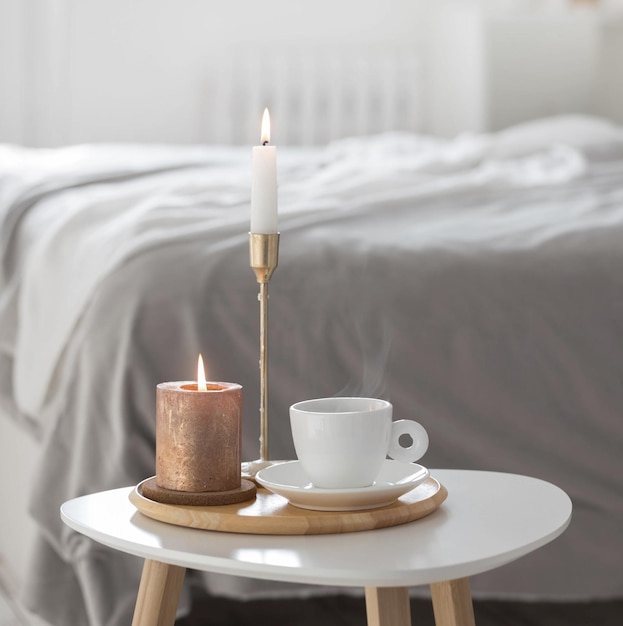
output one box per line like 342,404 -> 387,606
0,0 -> 622,146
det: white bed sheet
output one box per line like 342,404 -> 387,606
1,115 -> 623,625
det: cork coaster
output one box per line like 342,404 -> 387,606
141,477 -> 256,506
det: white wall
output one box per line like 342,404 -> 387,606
1,0 -> 621,146
424,0 -> 623,137
0,0 -> 26,144
596,10 -> 623,123
0,0 -> 427,146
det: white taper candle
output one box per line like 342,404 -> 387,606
251,108 -> 278,234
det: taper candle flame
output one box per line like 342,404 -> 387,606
261,108 -> 270,145
197,354 -> 207,392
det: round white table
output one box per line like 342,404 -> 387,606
61,469 -> 571,626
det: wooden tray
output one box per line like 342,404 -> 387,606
129,476 -> 447,535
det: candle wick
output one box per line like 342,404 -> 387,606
262,140 -> 269,146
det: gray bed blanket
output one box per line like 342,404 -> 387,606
1,116 -> 622,625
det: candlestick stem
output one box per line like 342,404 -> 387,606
243,232 -> 279,478
258,281 -> 269,461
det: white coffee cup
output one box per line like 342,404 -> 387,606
289,397 -> 429,489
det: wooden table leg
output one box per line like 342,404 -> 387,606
430,578 -> 476,626
365,587 -> 411,626
131,559 -> 186,626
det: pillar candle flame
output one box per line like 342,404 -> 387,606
197,354 -> 207,392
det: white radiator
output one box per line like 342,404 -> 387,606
203,46 -> 424,145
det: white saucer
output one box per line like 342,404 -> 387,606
255,460 -> 429,511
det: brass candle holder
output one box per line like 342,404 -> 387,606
242,232 -> 280,479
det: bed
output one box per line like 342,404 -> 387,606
1,114 -> 623,625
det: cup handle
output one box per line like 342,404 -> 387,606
388,420 -> 429,463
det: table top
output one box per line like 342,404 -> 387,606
60,469 -> 571,588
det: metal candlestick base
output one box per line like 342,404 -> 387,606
243,232 -> 282,480
241,459 -> 276,481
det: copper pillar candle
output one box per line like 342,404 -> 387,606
156,381 -> 242,492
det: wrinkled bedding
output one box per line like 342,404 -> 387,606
1,116 -> 622,625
